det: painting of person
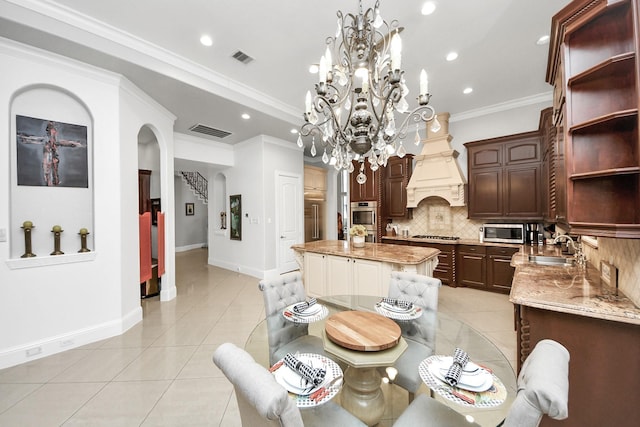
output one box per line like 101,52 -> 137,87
16,115 -> 88,188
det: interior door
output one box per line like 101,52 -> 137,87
277,172 -> 302,273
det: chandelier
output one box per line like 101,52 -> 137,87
297,0 -> 440,183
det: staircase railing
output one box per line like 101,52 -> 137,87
180,171 -> 208,204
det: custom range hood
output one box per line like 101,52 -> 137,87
406,112 -> 466,207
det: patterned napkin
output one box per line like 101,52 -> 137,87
284,353 -> 326,387
445,347 -> 469,387
293,298 -> 317,314
381,297 -> 413,310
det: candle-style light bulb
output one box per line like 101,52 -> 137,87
305,91 -> 312,114
319,55 -> 327,83
420,69 -> 429,95
324,46 -> 332,70
390,32 -> 402,70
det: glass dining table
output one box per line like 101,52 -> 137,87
245,295 -> 517,427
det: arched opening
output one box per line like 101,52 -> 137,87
138,125 -> 161,299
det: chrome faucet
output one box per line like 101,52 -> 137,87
554,234 -> 586,266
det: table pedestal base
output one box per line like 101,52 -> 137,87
340,366 -> 385,426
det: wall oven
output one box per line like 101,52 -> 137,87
351,201 -> 377,242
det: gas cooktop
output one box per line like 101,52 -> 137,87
412,235 -> 461,240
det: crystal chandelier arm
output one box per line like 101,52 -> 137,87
390,104 -> 436,141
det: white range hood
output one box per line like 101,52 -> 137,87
406,112 -> 467,207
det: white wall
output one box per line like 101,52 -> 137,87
0,38 -> 175,368
174,174 -> 208,251
207,135 -> 304,278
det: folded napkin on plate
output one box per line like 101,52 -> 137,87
293,298 -> 317,314
284,353 -> 326,387
381,297 -> 413,310
445,347 -> 470,387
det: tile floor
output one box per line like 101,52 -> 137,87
0,248 -> 517,426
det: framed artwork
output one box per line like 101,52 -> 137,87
151,198 -> 161,225
230,194 -> 242,240
185,202 -> 195,216
16,115 -> 88,188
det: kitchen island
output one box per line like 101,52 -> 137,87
291,240 -> 439,297
510,246 -> 640,427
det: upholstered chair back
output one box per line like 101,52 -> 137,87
259,271 -> 310,365
388,271 -> 441,311
503,339 -> 570,427
213,342 -> 304,427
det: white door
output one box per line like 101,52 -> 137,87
277,172 -> 302,273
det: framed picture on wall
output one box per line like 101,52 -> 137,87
185,202 -> 195,216
16,115 -> 88,188
230,194 -> 242,241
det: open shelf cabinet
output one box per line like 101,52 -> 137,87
553,0 -> 640,237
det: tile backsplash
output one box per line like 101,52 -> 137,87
583,237 -> 640,307
389,198 -> 483,239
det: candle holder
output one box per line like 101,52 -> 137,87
78,228 -> 90,253
21,221 -> 36,258
51,225 -> 64,255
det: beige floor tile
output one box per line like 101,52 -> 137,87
141,378 -> 233,426
0,383 -> 42,413
62,380 -> 171,426
114,346 -> 197,381
50,347 -> 145,383
0,382 -> 104,427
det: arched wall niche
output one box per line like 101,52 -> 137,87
9,84 -> 94,258
213,172 -> 227,234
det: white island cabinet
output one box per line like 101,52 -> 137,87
293,240 -> 440,298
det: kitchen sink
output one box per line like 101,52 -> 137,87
528,255 -> 575,267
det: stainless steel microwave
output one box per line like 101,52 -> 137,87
482,223 -> 525,244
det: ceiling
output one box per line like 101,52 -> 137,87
0,0 -> 571,157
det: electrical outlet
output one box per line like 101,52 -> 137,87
61,339 -> 74,348
600,261 -> 618,288
26,346 -> 42,357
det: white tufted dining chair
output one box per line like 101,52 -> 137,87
386,271 -> 442,402
213,342 -> 366,427
258,271 -> 326,366
393,339 -> 570,427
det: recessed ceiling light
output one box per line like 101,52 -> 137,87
200,35 -> 213,47
241,113 -> 250,120
536,35 -> 550,45
290,129 -> 298,134
446,52 -> 458,61
309,64 -> 319,73
463,87 -> 473,94
421,1 -> 437,15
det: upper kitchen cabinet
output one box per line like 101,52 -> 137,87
465,132 -> 543,220
350,160 -> 381,202
382,154 -> 414,219
304,165 -> 327,193
540,108 -> 568,224
547,0 -> 640,238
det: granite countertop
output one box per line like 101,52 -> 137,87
381,235 -> 521,249
510,245 -> 640,325
291,240 -> 440,265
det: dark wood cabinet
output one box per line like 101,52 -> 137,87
486,246 -> 518,293
410,241 -> 455,287
547,0 -> 640,237
382,155 -> 413,219
465,132 -> 542,220
350,161 -> 380,202
515,304 -> 640,427
456,244 -> 486,289
384,239 -> 517,293
138,169 -> 151,215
